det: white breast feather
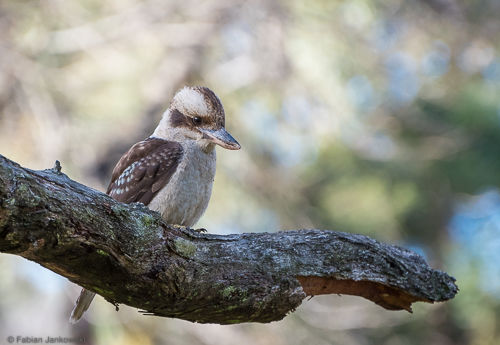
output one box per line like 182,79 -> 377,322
147,141 -> 216,227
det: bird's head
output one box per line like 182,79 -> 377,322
154,86 -> 240,151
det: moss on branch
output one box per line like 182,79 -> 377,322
0,154 -> 458,324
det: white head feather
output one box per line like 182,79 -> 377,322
152,87 -> 216,141
171,87 -> 210,117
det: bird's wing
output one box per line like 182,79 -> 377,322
106,137 -> 184,205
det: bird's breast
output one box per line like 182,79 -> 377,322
147,143 -> 216,227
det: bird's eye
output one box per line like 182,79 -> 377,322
192,116 -> 202,125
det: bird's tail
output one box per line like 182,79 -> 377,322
69,288 -> 96,324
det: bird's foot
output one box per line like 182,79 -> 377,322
172,225 -> 207,233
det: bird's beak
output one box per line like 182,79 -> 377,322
200,128 -> 241,150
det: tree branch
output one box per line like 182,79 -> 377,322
0,154 -> 458,324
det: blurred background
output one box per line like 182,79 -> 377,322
0,0 -> 499,344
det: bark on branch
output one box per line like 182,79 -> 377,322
0,154 -> 458,324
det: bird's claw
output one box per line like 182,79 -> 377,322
172,224 -> 207,233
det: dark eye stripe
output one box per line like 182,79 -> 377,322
169,109 -> 190,128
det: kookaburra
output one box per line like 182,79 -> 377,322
69,86 -> 240,323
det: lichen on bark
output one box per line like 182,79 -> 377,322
0,154 -> 458,324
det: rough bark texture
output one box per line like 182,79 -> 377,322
0,154 -> 458,324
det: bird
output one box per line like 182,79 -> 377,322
69,86 -> 240,323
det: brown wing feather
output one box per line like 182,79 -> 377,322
106,137 -> 183,205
